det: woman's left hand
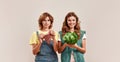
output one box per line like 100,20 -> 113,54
49,30 -> 56,40
67,44 -> 79,49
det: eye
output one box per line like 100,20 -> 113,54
48,20 -> 50,21
73,18 -> 77,21
68,19 -> 71,21
73,19 -> 75,21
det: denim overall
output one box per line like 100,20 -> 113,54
35,31 -> 58,62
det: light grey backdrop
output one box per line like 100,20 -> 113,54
0,0 -> 120,62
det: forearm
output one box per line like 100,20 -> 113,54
76,46 -> 86,54
32,44 -> 41,55
58,43 -> 67,53
53,39 -> 58,52
32,39 -> 42,55
76,40 -> 86,54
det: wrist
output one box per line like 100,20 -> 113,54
53,38 -> 55,40
40,36 -> 43,39
64,43 -> 68,47
52,36 -> 56,40
76,46 -> 80,49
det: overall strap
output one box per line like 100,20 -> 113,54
36,31 -> 39,39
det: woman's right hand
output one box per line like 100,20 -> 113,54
67,44 -> 78,48
64,43 -> 76,48
39,33 -> 44,39
63,43 -> 69,47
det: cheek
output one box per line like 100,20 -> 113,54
42,22 -> 45,25
46,22 -> 51,26
67,21 -> 70,25
48,21 -> 51,24
74,22 -> 77,25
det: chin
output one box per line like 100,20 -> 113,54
70,26 -> 75,28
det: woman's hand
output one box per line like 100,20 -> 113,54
49,30 -> 56,40
49,30 -> 58,52
67,43 -> 79,49
39,33 -> 44,39
67,40 -> 86,54
63,43 -> 73,48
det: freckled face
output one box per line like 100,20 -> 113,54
67,16 -> 77,29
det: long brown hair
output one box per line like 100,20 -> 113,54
62,12 -> 80,39
38,12 -> 53,30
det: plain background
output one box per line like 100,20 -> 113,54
0,0 -> 120,62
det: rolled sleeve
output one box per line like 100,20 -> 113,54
29,32 -> 39,45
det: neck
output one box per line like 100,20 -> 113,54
41,28 -> 49,32
70,28 -> 74,32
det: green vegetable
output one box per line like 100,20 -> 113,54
63,32 -> 78,44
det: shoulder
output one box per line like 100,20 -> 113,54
58,31 -> 62,34
80,30 -> 86,34
32,31 -> 37,35
31,30 -> 40,36
53,30 -> 58,34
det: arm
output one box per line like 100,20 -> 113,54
69,39 -> 86,54
49,30 -> 58,52
32,39 -> 42,55
52,38 -> 58,52
58,41 -> 68,53
75,39 -> 86,54
32,33 -> 44,55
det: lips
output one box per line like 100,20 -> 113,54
44,24 -> 49,26
69,24 -> 75,27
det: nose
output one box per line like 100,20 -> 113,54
70,20 -> 74,23
46,20 -> 50,23
44,20 -> 49,23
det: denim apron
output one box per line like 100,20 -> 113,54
59,30 -> 86,62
